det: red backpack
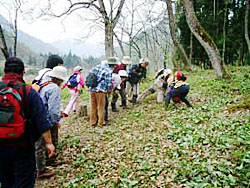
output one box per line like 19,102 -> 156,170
0,82 -> 29,141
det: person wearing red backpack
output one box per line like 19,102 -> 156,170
0,57 -> 55,188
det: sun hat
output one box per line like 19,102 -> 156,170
121,56 -> 132,65
107,57 -> 119,65
49,66 -> 68,81
74,65 -> 82,72
118,70 -> 128,77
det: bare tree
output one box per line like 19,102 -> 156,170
0,24 -> 9,59
30,0 -> 125,58
183,0 -> 223,78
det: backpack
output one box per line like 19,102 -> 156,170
0,82 -> 27,141
67,73 -> 78,88
85,72 -> 98,88
32,69 -> 52,92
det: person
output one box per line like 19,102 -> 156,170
113,56 -> 131,108
110,73 -> 121,112
32,55 -> 64,87
88,58 -> 114,127
62,66 -> 84,117
127,58 -> 149,105
118,70 -> 129,108
137,68 -> 172,103
35,65 -> 67,178
0,57 -> 55,188
165,71 -> 192,108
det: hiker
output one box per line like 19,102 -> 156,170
110,73 -> 121,112
87,58 -> 114,127
137,68 -> 172,103
165,71 -> 192,108
118,70 -> 129,108
113,56 -> 131,108
32,55 -> 64,91
35,65 -> 67,178
0,57 -> 55,188
62,66 -> 84,117
127,58 -> 149,105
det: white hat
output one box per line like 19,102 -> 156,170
74,65 -> 82,72
163,69 -> 172,76
139,58 -> 149,64
118,70 -> 128,77
49,66 -> 67,81
121,56 -> 131,65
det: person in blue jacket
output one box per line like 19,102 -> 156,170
0,57 -> 55,188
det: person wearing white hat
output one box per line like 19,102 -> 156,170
62,66 -> 84,117
110,73 -> 121,112
36,65 -> 67,178
137,68 -> 172,104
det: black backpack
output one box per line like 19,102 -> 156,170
85,73 -> 98,88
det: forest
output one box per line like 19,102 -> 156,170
0,0 -> 250,187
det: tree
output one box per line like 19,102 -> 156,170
183,0 -> 223,78
30,0 -> 125,58
245,0 -> 250,56
166,0 -> 191,70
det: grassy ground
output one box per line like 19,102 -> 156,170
37,66 -> 250,188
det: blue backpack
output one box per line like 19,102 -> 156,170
85,73 -> 98,88
67,73 -> 78,88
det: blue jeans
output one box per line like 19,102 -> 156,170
0,146 -> 36,188
166,85 -> 191,107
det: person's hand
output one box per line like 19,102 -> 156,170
46,143 -> 55,158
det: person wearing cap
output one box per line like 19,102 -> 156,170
32,54 -> 64,85
165,71 -> 192,108
88,58 -> 114,127
62,65 -> 84,117
127,58 -> 149,105
137,69 -> 172,103
35,65 -> 67,178
0,57 -> 55,187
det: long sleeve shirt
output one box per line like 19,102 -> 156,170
89,63 -> 112,93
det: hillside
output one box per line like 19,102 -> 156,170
38,66 -> 250,187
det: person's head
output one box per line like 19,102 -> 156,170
175,71 -> 187,81
74,65 -> 82,72
49,66 -> 67,86
46,55 -> 64,69
139,58 -> 149,68
107,57 -> 119,69
4,57 -> 25,75
121,56 -> 132,65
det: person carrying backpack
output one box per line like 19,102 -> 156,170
62,66 -> 84,117
35,65 -> 67,178
0,57 -> 55,188
32,55 -> 64,91
127,58 -> 149,105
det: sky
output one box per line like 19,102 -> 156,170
0,0 -> 104,44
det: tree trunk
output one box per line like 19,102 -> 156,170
189,32 -> 193,63
184,0 -> 223,78
0,25 -> 9,59
166,0 -> 191,70
245,1 -> 250,56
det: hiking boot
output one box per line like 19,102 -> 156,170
111,103 -> 118,112
46,160 -> 64,167
37,168 -> 55,179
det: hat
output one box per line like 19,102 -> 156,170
139,58 -> 149,64
4,57 -> 24,74
121,56 -> 131,65
49,66 -> 67,81
107,57 -> 119,65
74,66 -> 82,72
175,71 -> 186,81
118,70 -> 128,77
163,69 -> 172,77
46,55 -> 64,69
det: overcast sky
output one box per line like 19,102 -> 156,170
0,0 -> 104,44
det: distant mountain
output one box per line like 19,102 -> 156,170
0,14 -> 60,55
51,39 -> 105,58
